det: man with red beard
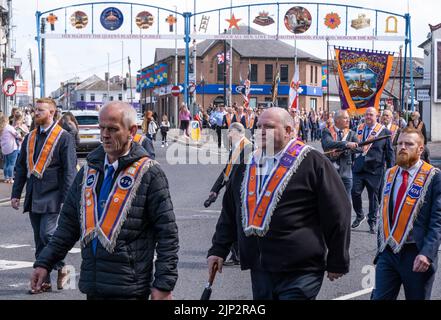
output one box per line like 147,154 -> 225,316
372,128 -> 441,300
11,98 -> 77,294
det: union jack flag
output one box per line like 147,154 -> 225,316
238,65 -> 251,108
217,52 -> 230,64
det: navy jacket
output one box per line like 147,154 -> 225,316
375,169 -> 441,271
12,122 -> 77,214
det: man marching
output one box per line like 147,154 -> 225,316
206,122 -> 253,266
321,110 -> 359,199
207,107 -> 351,300
30,101 -> 179,299
372,128 -> 441,300
11,98 -> 77,293
381,109 -> 400,145
351,107 -> 395,234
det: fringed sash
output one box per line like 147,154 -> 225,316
379,162 -> 437,253
389,123 -> 398,142
329,126 -> 349,141
224,137 -> 252,182
357,123 -> 384,155
241,139 -> 311,237
133,133 -> 145,144
80,157 -> 152,253
245,115 -> 255,129
26,124 -> 64,179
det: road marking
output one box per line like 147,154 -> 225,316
0,244 -> 31,249
9,282 -> 29,288
69,248 -> 81,254
333,287 -> 373,300
0,260 -> 34,271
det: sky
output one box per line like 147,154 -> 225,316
10,0 -> 441,94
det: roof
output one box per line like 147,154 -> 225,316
151,26 -> 322,68
75,74 -> 121,92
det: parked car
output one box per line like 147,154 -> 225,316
69,110 -> 101,153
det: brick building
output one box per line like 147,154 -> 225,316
139,27 -> 324,124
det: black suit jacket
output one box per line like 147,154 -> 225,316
208,148 -> 351,274
353,127 -> 395,176
12,122 -> 77,214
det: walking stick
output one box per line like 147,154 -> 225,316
200,262 -> 219,300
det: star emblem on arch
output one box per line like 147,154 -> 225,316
226,13 -> 241,29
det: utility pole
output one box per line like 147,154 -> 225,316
107,53 -> 110,99
128,56 -> 133,105
174,5 -> 178,128
40,17 -> 46,97
121,41 -> 124,101
223,29 -> 227,106
28,49 -> 35,107
229,0 -> 233,107
192,0 -> 197,114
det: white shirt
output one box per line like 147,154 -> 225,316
39,121 -> 54,134
254,141 -> 291,191
393,160 -> 423,204
104,150 -> 130,178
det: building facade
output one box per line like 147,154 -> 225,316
138,27 -> 324,125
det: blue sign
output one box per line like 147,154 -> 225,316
100,7 -> 124,31
195,84 -> 322,96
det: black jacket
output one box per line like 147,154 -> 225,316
34,144 -> 179,298
12,122 -> 77,214
208,148 -> 351,274
210,140 -> 254,194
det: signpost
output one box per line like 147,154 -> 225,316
171,85 -> 181,97
2,78 -> 17,97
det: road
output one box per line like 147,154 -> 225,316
0,139 -> 440,300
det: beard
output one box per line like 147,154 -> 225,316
396,151 -> 419,168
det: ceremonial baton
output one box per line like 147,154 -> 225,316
200,262 -> 219,300
323,134 -> 392,155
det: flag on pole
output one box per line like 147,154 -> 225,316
288,64 -> 302,110
237,65 -> 251,109
271,68 -> 280,106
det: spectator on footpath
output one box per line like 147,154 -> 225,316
59,112 -> 80,148
179,103 -> 191,137
207,107 -> 351,300
30,101 -> 179,300
372,128 -> 441,300
11,98 -> 77,293
160,114 -> 170,147
0,114 -> 22,183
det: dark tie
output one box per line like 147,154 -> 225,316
392,170 -> 409,224
92,165 -> 116,255
337,130 -> 343,141
363,127 -> 370,141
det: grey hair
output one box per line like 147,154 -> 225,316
334,110 -> 349,120
100,101 -> 138,129
229,122 -> 246,136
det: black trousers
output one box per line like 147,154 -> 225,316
216,126 -> 222,148
351,173 -> 383,224
250,269 -> 324,300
